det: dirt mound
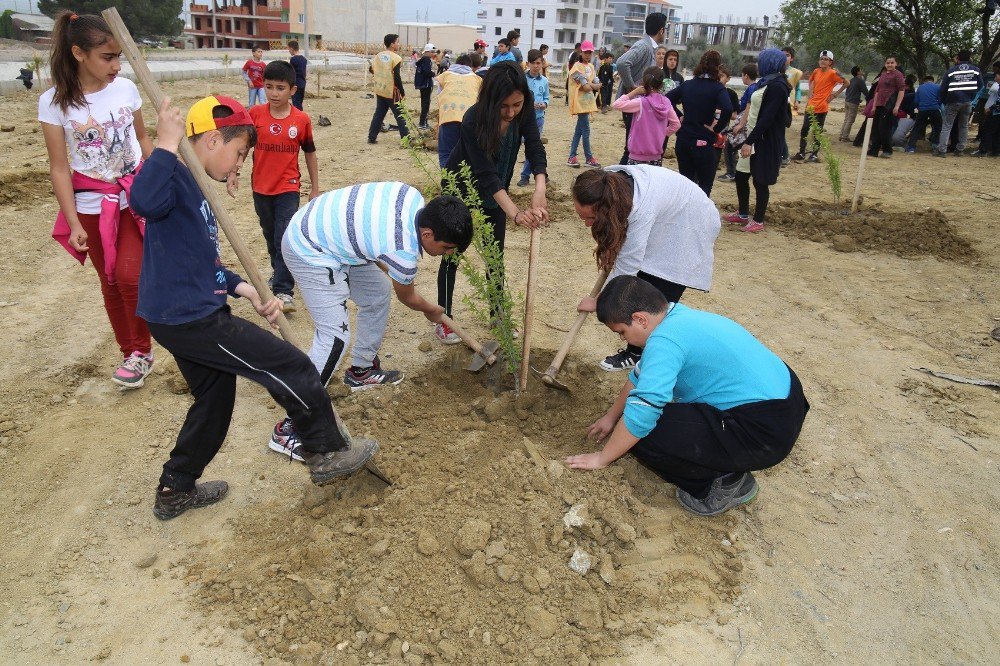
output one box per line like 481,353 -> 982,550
181,357 -> 743,663
0,168 -> 52,206
766,199 -> 979,263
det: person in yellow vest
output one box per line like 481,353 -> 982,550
367,33 -> 409,145
435,53 -> 483,167
568,40 -> 602,168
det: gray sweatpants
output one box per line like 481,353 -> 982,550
839,102 -> 860,140
938,102 -> 971,152
282,235 -> 391,385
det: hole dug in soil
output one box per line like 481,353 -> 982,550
182,359 -> 747,663
767,199 -> 979,263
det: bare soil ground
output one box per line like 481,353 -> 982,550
0,73 -> 996,664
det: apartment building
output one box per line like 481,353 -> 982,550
604,1 -> 680,46
477,0 -> 611,66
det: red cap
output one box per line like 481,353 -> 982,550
475,39 -> 488,48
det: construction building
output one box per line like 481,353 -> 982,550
185,0 -> 318,50
604,1 -> 679,47
477,0 -> 611,67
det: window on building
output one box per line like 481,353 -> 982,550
495,26 -> 502,35
583,0 -> 589,7
496,8 -> 502,16
515,8 -> 522,17
537,10 -> 545,18
582,13 -> 588,27
536,29 -> 544,38
298,13 -> 304,23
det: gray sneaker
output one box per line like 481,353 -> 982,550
153,480 -> 229,520
275,293 -> 296,314
302,438 -> 378,486
676,472 -> 759,517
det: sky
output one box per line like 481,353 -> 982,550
395,0 -> 785,26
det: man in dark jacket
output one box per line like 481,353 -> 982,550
614,12 -> 667,163
934,49 -> 984,156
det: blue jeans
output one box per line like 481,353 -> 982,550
521,115 -> 545,178
248,87 -> 265,106
253,191 -> 301,296
569,113 -> 592,159
438,122 -> 460,168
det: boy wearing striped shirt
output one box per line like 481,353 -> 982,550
283,182 -> 472,393
269,183 -> 472,458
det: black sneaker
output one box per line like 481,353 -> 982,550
791,152 -> 806,162
599,348 -> 640,372
153,480 -> 229,521
717,173 -> 736,182
806,154 -> 820,163
676,472 -> 759,517
516,176 -> 530,187
343,356 -> 404,391
302,439 -> 378,486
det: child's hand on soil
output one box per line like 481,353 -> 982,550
155,97 -> 185,153
564,452 -> 607,471
586,413 -> 616,442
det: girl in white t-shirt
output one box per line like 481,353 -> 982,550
39,12 -> 154,388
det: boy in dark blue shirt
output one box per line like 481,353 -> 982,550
565,276 -> 809,516
131,95 -> 375,521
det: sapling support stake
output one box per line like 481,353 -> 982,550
851,115 -> 874,213
102,8 -> 390,485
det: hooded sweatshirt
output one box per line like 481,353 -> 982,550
612,92 -> 681,162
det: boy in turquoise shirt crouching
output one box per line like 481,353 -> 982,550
565,276 -> 809,516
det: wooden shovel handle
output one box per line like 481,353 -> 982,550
545,269 -> 608,376
519,227 -> 541,387
441,315 -> 496,363
102,8 -> 295,346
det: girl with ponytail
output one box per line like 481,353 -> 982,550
39,12 -> 155,388
571,166 -> 720,370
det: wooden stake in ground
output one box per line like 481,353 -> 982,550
851,115 -> 874,213
101,8 -> 295,345
519,227 -> 541,388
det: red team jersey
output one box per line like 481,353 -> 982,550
249,105 -> 316,196
242,59 -> 266,88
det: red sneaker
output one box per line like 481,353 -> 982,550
723,212 -> 750,224
741,220 -> 765,233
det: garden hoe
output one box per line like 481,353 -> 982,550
102,7 -> 391,486
531,270 -> 608,392
441,315 -> 500,372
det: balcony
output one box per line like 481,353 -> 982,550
269,20 -> 291,33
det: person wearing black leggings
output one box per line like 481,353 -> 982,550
435,62 -> 548,343
571,166 -> 721,371
665,50 -> 732,196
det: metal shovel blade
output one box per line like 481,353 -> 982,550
530,365 -> 571,392
365,459 -> 393,485
467,340 -> 501,372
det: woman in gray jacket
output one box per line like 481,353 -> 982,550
572,165 -> 721,370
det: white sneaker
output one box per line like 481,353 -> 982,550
434,322 -> 461,344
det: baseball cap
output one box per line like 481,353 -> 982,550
819,49 -> 834,60
475,39 -> 488,48
423,43 -> 436,52
580,40 -> 595,52
186,95 -> 253,137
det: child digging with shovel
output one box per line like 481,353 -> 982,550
268,185 -> 473,460
131,95 -> 376,520
565,276 -> 808,516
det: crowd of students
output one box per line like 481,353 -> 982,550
40,9 -> 995,525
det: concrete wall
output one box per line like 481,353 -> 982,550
310,0 -> 395,45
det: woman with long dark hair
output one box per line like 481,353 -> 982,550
571,166 -> 720,370
435,62 -> 548,343
722,47 -> 791,233
666,50 -> 732,196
